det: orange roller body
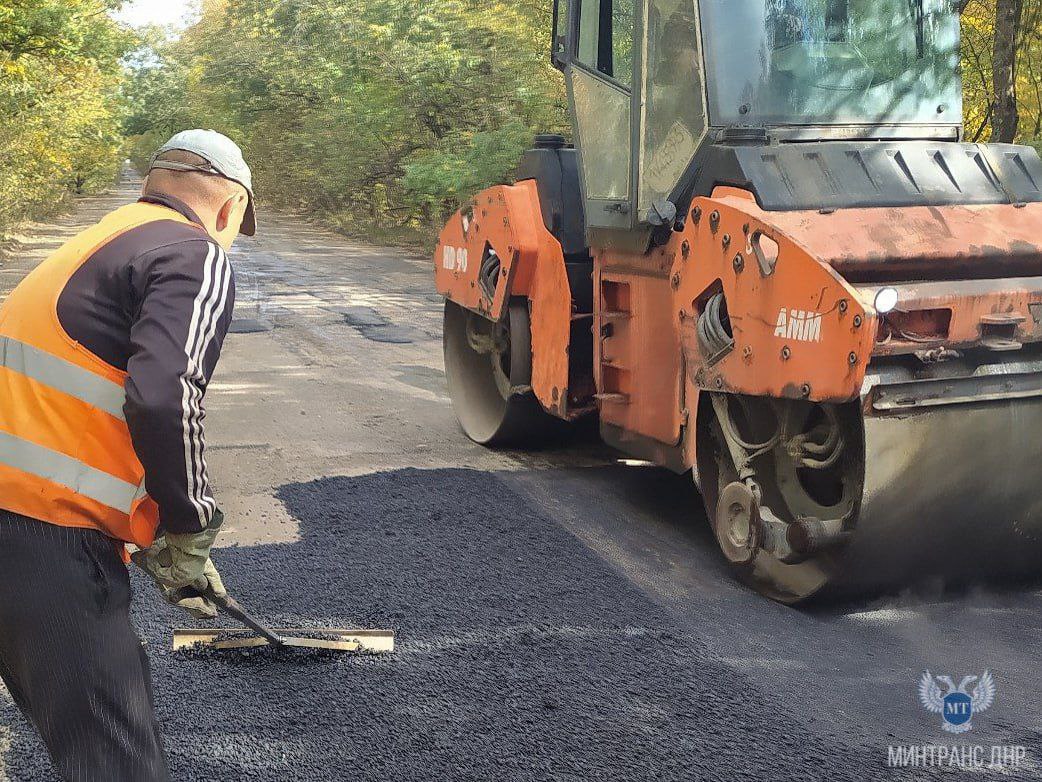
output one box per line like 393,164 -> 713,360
433,0 -> 1042,601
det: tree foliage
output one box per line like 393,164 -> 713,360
3,1 -> 1041,244
123,0 -> 1042,242
0,1 -> 132,235
962,0 -> 1042,144
123,0 -> 568,241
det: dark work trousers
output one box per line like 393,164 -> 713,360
0,510 -> 170,782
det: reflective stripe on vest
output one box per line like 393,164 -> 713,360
0,336 -> 126,420
0,336 -> 138,516
0,431 -> 142,514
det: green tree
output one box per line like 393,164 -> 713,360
123,0 -> 568,240
0,0 -> 133,235
8,0 -> 1040,246
962,0 -> 1042,143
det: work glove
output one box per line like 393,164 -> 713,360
132,510 -> 227,620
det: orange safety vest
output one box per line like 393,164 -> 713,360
0,202 -> 202,546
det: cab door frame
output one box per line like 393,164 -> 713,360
552,0 -> 645,234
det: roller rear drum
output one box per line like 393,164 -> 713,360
443,299 -> 559,447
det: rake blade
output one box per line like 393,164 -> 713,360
172,627 -> 395,653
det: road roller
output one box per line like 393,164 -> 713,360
433,0 -> 1042,601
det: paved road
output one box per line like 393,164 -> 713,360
0,177 -> 1039,780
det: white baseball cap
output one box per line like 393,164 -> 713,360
150,129 -> 257,236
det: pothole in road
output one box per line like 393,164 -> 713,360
331,305 -> 423,344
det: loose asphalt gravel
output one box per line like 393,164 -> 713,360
0,468 -> 990,781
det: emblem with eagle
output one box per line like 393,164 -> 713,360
919,670 -> 995,733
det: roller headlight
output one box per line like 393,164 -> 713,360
874,287 -> 899,315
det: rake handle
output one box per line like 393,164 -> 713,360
170,585 -> 286,647
130,551 -> 287,647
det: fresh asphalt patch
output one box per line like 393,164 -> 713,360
0,468 -> 965,780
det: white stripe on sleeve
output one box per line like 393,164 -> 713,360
178,243 -> 231,529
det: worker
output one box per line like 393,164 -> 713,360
0,129 -> 256,781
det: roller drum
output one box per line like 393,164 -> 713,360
746,401 -> 1042,602
842,399 -> 1042,591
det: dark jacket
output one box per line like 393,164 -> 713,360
55,193 -> 235,534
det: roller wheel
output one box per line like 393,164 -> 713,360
699,394 -> 863,603
443,299 -> 558,447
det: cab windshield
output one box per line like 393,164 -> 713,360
699,0 -> 962,127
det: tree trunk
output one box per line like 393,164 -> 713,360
991,0 -> 1024,143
